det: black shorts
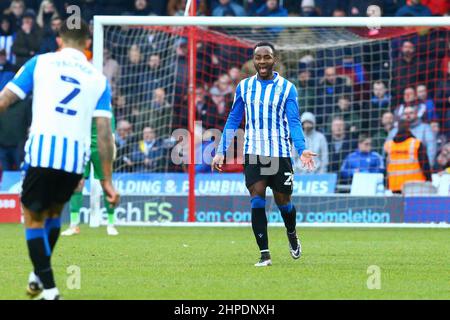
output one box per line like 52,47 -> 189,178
21,167 -> 82,213
243,154 -> 294,195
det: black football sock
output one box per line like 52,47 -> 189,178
279,203 -> 297,234
45,218 -> 61,251
26,229 -> 56,289
251,196 -> 269,254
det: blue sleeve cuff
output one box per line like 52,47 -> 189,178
8,56 -> 38,98
95,80 -> 112,112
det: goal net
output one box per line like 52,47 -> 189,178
92,16 -> 450,227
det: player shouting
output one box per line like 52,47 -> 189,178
212,42 -> 317,267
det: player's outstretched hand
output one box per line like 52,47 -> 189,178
101,179 -> 120,208
300,150 -> 318,171
211,154 -> 225,172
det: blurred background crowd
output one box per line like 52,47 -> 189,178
0,0 -> 449,188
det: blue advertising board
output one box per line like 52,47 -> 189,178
61,195 -> 404,225
1,172 -> 337,195
404,197 -> 450,223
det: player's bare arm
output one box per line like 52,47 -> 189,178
96,116 -> 120,207
0,87 -> 19,112
211,153 -> 225,172
300,150 -> 318,171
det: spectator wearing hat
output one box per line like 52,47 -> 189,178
293,112 -> 329,173
301,0 -> 319,16
12,8 -> 42,67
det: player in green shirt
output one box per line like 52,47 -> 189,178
61,116 -> 118,236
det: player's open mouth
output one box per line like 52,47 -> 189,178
259,67 -> 268,73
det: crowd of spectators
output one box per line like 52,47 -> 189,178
0,0 -> 449,187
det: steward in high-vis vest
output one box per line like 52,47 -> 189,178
384,121 -> 431,193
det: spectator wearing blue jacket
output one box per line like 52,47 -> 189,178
416,84 -> 437,122
340,134 -> 384,183
255,0 -> 288,35
396,0 -> 432,16
212,0 -> 247,17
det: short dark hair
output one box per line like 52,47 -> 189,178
338,94 -> 351,102
59,19 -> 90,44
254,41 -> 276,55
358,133 -> 371,143
373,80 -> 386,87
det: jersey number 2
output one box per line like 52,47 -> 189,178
55,75 -> 81,116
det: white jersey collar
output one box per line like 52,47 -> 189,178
60,48 -> 87,61
255,71 -> 279,84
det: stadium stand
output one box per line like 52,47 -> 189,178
0,0 -> 448,193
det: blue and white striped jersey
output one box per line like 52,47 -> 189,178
6,48 -> 112,174
217,72 -> 306,158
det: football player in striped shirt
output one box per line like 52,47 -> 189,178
212,42 -> 317,267
0,20 -> 119,299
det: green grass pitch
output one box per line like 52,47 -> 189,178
1,224 -> 449,300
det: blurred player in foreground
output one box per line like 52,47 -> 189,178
212,42 -> 317,267
0,20 -> 119,299
62,115 -> 119,237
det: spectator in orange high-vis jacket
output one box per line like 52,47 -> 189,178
384,120 -> 431,193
